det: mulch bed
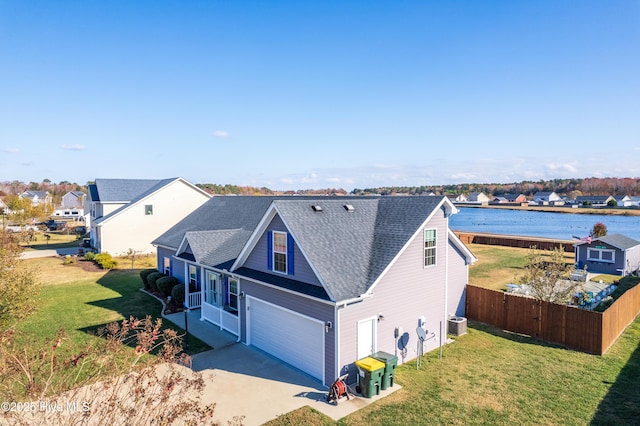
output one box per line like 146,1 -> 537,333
61,257 -> 104,272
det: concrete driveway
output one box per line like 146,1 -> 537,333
164,309 -> 400,425
20,247 -> 81,259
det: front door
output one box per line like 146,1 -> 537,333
357,318 -> 376,359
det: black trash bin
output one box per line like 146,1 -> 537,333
372,351 -> 398,390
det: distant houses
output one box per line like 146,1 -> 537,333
18,190 -> 52,206
447,191 -> 640,209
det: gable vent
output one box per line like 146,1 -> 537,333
343,204 -> 355,212
311,205 -> 323,212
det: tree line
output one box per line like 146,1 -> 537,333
352,177 -> 640,197
3,176 -> 640,199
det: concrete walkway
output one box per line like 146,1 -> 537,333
163,309 -> 401,425
20,247 -> 81,259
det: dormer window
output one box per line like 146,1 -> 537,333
273,231 -> 288,273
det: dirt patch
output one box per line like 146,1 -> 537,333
62,258 -> 104,272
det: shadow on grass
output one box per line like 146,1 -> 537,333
79,269 -> 211,355
467,320 -> 569,351
590,342 -> 640,424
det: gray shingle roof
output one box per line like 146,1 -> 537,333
274,197 -> 445,301
155,195 -> 455,303
153,196 -> 280,250
597,234 -> 640,250
91,178 -> 172,202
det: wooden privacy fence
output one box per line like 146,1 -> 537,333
455,232 -> 575,253
466,284 -> 640,355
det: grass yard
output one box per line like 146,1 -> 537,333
467,243 -> 575,291
268,316 -> 640,426
266,243 -> 640,426
5,256 -> 210,399
17,257 -> 208,351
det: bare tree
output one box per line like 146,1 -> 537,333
518,246 -> 579,303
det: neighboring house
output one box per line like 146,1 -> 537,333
0,198 -> 7,215
61,191 -> 86,209
445,194 -> 468,203
153,196 -> 476,386
491,194 -> 527,204
467,192 -> 490,204
574,195 -> 615,207
18,190 -> 52,206
613,195 -> 631,206
574,234 -> 640,275
532,192 -> 561,205
626,196 -> 640,207
87,178 -> 211,255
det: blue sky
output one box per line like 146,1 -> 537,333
1,1 -> 638,191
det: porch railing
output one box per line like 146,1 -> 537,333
187,291 -> 202,309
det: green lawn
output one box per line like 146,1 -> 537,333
16,257 -> 208,351
5,257 -> 210,399
268,316 -> 640,425
266,243 -> 640,426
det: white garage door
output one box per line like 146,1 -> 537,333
247,297 -> 324,382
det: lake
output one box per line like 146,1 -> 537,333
449,207 -> 640,241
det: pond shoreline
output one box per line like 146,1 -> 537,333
454,203 -> 640,216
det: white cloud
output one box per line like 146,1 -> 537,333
61,144 -> 86,151
213,130 -> 229,138
1,147 -> 20,153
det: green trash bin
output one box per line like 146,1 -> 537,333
372,351 -> 398,390
354,357 -> 385,398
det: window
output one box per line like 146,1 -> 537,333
227,278 -> 239,313
587,248 -> 615,263
145,205 -> 153,215
273,231 -> 288,274
205,272 -> 220,306
163,257 -> 171,275
424,229 -> 436,267
189,265 -> 198,287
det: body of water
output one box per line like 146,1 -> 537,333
449,208 -> 640,241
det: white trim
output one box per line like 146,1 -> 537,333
366,196 -> 453,295
246,295 -> 325,385
357,316 -> 377,360
447,229 -> 477,264
587,248 -> 616,263
232,203 -> 337,302
423,227 -> 437,268
237,274 -> 335,306
272,230 -> 288,274
94,178 -> 210,226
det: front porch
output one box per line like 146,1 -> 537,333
164,308 -> 238,349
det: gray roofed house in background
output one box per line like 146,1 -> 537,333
154,195 -> 476,387
574,233 -> 640,276
87,177 -> 211,255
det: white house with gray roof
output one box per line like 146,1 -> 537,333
153,196 -> 476,387
87,178 -> 210,256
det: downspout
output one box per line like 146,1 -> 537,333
444,211 -> 449,346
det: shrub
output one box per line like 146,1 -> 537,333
84,251 -> 96,261
171,283 -> 185,306
94,253 -> 118,269
139,269 -> 158,289
157,276 -> 180,298
147,272 -> 164,292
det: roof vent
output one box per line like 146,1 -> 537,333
344,204 -> 355,212
311,205 -> 323,212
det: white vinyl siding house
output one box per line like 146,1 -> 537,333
88,178 -> 210,255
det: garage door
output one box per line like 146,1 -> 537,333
247,297 -> 324,382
